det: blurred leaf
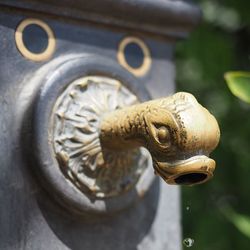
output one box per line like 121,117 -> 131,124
224,72 -> 250,103
222,206 -> 250,239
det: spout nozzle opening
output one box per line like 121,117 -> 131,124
174,173 -> 208,185
155,155 -> 216,186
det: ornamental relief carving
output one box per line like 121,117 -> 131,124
52,76 -> 150,198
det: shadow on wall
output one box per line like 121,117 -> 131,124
37,178 -> 160,250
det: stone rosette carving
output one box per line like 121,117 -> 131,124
52,76 -> 150,198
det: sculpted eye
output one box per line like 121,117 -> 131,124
157,126 -> 170,144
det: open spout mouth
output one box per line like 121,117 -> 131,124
154,155 -> 216,186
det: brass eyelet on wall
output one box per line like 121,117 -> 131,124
117,36 -> 152,77
15,18 -> 56,62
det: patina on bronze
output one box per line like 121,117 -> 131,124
52,76 -> 220,199
100,91 -> 220,186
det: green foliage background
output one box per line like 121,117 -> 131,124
176,0 -> 250,249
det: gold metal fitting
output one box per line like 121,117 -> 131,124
100,92 -> 220,186
117,36 -> 151,77
15,18 -> 56,62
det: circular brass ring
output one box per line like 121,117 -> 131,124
117,36 -> 152,77
15,18 -> 56,62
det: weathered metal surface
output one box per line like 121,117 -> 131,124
48,72 -> 220,210
100,92 -> 220,185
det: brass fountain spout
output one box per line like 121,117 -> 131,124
53,76 -> 220,198
100,92 -> 220,186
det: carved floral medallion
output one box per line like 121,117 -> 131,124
52,76 -> 150,198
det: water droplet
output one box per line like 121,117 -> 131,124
183,238 -> 194,248
186,206 -> 190,211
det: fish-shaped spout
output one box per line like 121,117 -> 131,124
100,92 -> 220,185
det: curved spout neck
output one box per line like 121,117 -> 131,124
100,92 -> 220,186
